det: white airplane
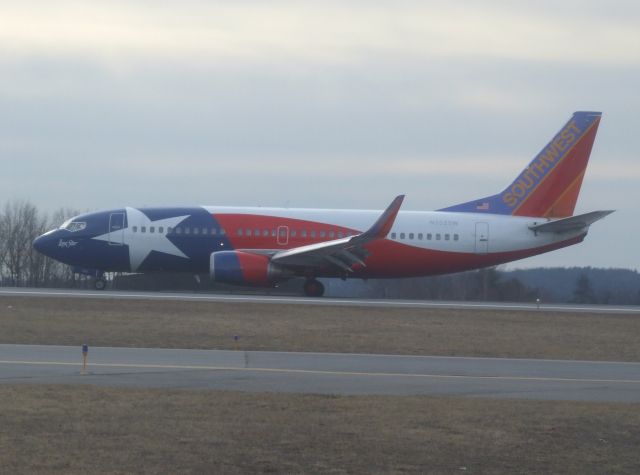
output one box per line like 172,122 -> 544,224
34,111 -> 612,296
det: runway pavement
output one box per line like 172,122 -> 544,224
2,287 -> 639,314
1,344 -> 640,402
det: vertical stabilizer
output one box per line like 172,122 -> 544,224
441,111 -> 601,218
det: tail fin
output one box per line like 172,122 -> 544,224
441,111 -> 602,218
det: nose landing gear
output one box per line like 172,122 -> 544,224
73,267 -> 107,290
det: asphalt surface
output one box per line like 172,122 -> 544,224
1,287 -> 639,314
2,344 -> 640,402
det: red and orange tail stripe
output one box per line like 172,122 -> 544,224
440,111 -> 602,218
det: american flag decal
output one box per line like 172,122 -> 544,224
476,202 -> 490,210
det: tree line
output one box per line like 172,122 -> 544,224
328,268 -> 538,302
0,200 -> 79,287
505,267 -> 640,305
331,267 -> 640,304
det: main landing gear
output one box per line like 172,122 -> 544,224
91,271 -> 106,290
303,279 -> 325,297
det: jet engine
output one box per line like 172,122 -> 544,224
210,251 -> 285,286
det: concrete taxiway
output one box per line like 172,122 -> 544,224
1,287 -> 639,314
1,344 -> 640,402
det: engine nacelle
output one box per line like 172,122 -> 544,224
210,251 -> 285,286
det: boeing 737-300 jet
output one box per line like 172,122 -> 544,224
34,111 -> 612,296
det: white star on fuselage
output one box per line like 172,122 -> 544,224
92,207 -> 190,271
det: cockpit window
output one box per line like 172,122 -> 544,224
60,220 -> 87,232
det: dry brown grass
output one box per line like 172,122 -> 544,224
2,296 -> 640,361
2,298 -> 640,473
1,385 -> 639,474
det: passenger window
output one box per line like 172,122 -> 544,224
211,228 -> 217,235
271,229 -> 276,237
445,234 -> 450,241
168,227 -> 173,234
203,228 -> 208,235
301,230 -> 307,238
141,226 -> 146,233
151,226 -> 156,234
418,233 -> 423,240
237,229 -> 243,236
220,229 -> 226,235
427,233 -> 432,240
159,227 -> 164,234
185,227 -> 191,234
193,228 -> 199,235
400,233 -> 405,239
436,233 -> 441,240
454,234 -> 459,241
329,231 -> 335,238
291,230 -> 297,237
279,228 -> 287,237
409,233 -> 414,239
338,232 -> 343,238
176,227 -> 182,234
132,226 -> 138,233
255,229 -> 260,236
311,231 -> 316,238
246,229 -> 252,237
320,231 -> 326,238
263,230 -> 269,237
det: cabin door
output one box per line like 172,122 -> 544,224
109,212 -> 125,246
277,225 -> 289,246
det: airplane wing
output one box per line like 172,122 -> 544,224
529,210 -> 614,234
266,195 -> 405,273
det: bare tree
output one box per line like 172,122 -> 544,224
0,200 -> 42,285
25,211 -> 49,286
0,203 -> 82,287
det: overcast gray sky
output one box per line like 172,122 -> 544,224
1,0 -> 638,269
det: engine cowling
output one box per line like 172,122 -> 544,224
210,251 -> 285,286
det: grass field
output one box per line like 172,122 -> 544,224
1,295 -> 639,361
1,385 -> 640,474
2,295 -> 640,473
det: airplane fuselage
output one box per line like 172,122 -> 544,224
35,205 -> 585,279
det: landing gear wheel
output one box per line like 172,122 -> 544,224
94,279 -> 106,290
303,279 -> 325,297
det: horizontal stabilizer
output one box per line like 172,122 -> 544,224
529,210 -> 614,234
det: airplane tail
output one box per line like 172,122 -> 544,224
441,111 -> 602,218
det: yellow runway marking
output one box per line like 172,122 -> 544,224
1,360 -> 639,385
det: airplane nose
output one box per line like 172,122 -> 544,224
33,230 -> 56,256
33,235 -> 45,253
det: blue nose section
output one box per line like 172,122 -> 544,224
33,230 -> 57,257
33,229 -> 83,265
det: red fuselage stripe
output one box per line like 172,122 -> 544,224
212,213 -> 584,278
